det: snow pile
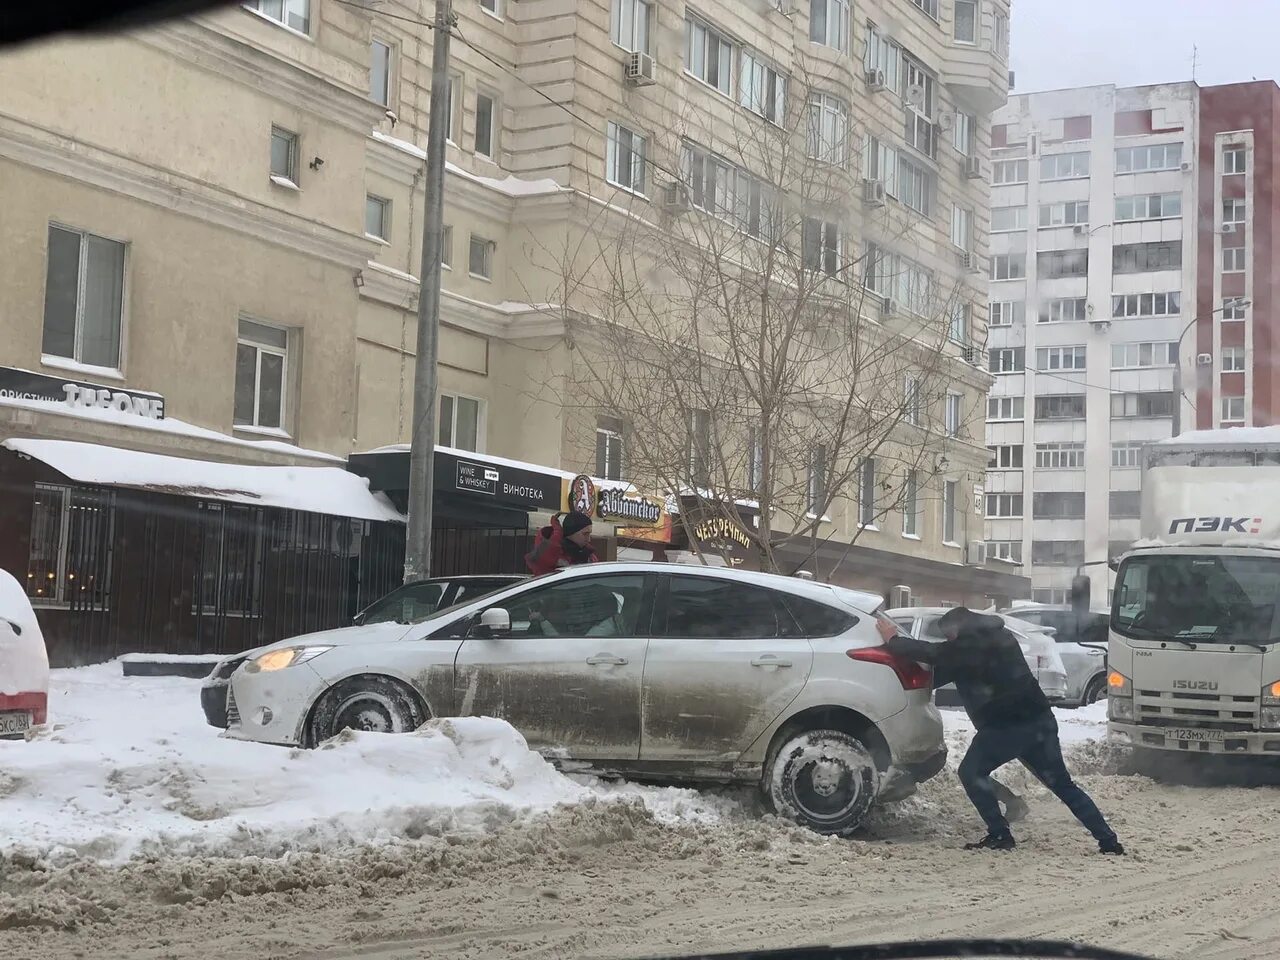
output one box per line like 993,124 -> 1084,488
0,665 -> 737,865
0,570 -> 49,697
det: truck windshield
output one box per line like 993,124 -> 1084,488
1114,554 -> 1280,644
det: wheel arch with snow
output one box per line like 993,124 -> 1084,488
761,706 -> 889,837
304,673 -> 432,747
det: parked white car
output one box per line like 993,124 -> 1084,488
1001,604 -> 1109,707
0,569 -> 50,739
885,607 -> 1069,704
223,563 -> 948,836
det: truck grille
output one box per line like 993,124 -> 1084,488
226,687 -> 241,726
1136,689 -> 1259,730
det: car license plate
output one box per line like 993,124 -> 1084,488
1167,727 -> 1224,742
0,711 -> 32,737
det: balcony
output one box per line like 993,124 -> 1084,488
940,32 -> 1009,114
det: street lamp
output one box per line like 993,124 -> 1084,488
1170,298 -> 1250,436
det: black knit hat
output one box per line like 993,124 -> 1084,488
561,511 -> 593,537
937,606 -> 974,632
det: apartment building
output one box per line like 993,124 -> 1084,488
0,0 -> 1027,605
985,79 -> 1280,604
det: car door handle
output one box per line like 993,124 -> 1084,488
750,656 -> 793,668
586,654 -> 629,666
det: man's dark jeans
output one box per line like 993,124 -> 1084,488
957,711 -> 1117,842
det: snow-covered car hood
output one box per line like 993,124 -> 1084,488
205,621 -> 415,677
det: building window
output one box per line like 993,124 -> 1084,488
991,253 -> 1026,280
954,111 -> 975,156
686,14 -> 735,95
443,74 -> 460,143
951,206 -> 972,251
897,154 -> 934,216
269,125 -> 299,186
1037,346 -> 1087,371
953,0 -> 977,41
1111,342 -> 1176,369
439,393 -> 482,451
245,0 -> 309,33
988,445 -> 1024,469
1035,442 -> 1085,469
1223,246 -> 1247,273
810,0 -> 850,52
1115,142 -> 1182,173
858,458 -> 876,527
595,416 -> 624,480
1224,144 -> 1247,174
194,502 -> 264,618
947,302 -> 969,343
611,0 -> 653,54
740,50 -> 787,124
1222,296 -> 1248,320
910,0 -> 939,19
370,38 -> 393,106
1109,491 -> 1142,519
234,319 -> 289,431
988,347 -> 1025,374
992,158 -> 1029,184
802,218 -> 841,277
689,409 -> 712,487
807,92 -> 849,165
1221,396 -> 1246,424
991,206 -> 1028,232
474,92 -> 497,158
942,479 -> 958,544
1111,291 -> 1180,318
945,392 -> 963,437
1035,395 -> 1087,420
905,376 -> 921,426
902,57 -> 938,160
807,443 -> 828,516
1033,492 -> 1085,520
1115,192 -> 1181,222
1039,201 -> 1089,227
479,0 -> 501,17
1032,540 -> 1085,566
468,234 -> 495,279
1039,152 -> 1090,181
1111,391 -> 1174,419
986,493 -> 1023,518
364,195 -> 391,241
1033,589 -> 1068,604
440,225 -> 453,268
41,224 -> 126,370
902,469 -> 920,537
863,22 -> 902,89
990,301 -> 1025,327
682,142 -> 733,216
1223,198 -> 1247,229
1222,345 -> 1247,373
989,540 -> 1023,564
1040,297 -> 1088,324
1112,442 -> 1143,468
605,121 -> 648,195
994,10 -> 1009,58
987,396 -> 1023,421
1113,241 -> 1182,274
1038,249 -> 1088,279
26,483 -> 114,607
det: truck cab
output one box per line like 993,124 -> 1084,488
1108,431 -> 1280,756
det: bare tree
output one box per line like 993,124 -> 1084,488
528,58 -> 986,574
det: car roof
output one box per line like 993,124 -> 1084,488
404,574 -> 528,586
545,562 -> 884,614
886,606 -> 1050,632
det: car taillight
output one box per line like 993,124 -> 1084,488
847,646 -> 932,691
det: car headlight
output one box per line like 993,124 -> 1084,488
246,645 -> 333,673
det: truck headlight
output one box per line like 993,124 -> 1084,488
1107,670 -> 1132,697
246,645 -> 333,673
1261,682 -> 1280,729
1108,670 -> 1134,721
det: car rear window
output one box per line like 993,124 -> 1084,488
782,594 -> 857,637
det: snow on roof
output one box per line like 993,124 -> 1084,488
3,439 -> 404,523
1156,426 -> 1280,446
0,389 -> 340,463
353,444 -> 635,493
369,132 -> 567,198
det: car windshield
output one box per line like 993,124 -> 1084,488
359,581 -> 448,625
1114,554 -> 1280,644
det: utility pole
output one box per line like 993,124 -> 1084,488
404,0 -> 453,582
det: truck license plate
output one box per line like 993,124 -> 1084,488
1167,727 -> 1225,742
0,711 -> 32,738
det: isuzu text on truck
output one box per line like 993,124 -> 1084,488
1108,428 -> 1280,757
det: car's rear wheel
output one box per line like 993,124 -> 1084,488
765,729 -> 880,837
306,675 -> 427,747
1083,674 -> 1106,705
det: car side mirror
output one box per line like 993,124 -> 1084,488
471,607 -> 512,638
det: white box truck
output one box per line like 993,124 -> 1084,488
1108,428 -> 1280,756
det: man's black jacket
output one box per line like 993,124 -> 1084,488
885,612 -> 1051,729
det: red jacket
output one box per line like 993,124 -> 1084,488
525,515 -> 599,574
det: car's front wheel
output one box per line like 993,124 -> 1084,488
765,729 -> 880,837
1082,674 -> 1107,705
306,675 -> 427,747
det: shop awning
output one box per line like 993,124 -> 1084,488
3,438 -> 404,523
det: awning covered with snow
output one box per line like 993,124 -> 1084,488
2,438 -> 404,523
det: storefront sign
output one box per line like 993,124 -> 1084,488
693,516 -> 752,550
0,366 -> 165,419
568,475 -> 596,516
436,450 -> 561,510
599,488 -> 663,526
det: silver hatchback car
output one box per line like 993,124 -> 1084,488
223,563 -> 947,836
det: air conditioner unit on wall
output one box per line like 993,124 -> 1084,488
865,68 -> 887,91
624,51 -> 656,86
966,540 -> 988,566
863,178 -> 887,206
963,156 -> 982,179
957,250 -> 973,270
890,585 -> 912,608
1197,352 -> 1213,366
660,181 -> 691,213
961,344 -> 979,365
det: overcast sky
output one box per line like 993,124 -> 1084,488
1010,0 -> 1279,94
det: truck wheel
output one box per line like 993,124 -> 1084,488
306,676 -> 427,747
765,729 -> 880,837
1083,675 -> 1106,705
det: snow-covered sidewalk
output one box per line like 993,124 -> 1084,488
0,664 -> 1108,865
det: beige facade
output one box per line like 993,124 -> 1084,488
0,0 -> 1025,602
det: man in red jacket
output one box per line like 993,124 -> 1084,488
525,511 -> 599,574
